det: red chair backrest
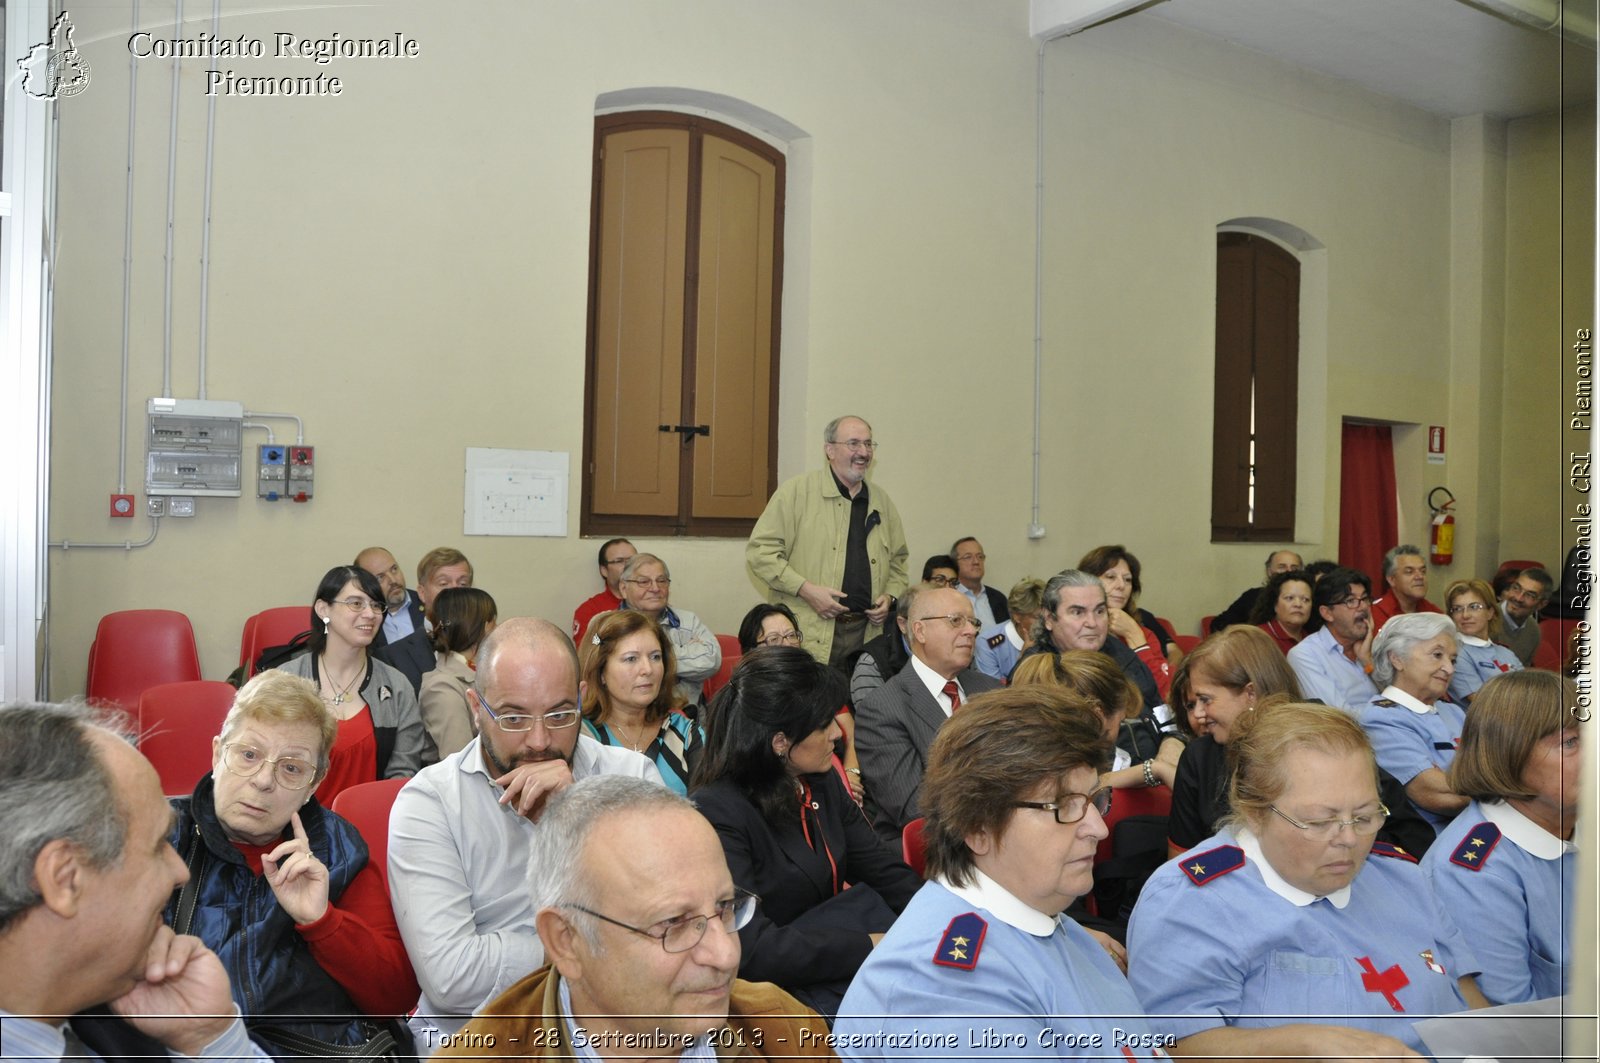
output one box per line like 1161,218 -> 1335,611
1534,618 -> 1580,672
86,610 -> 202,713
239,606 -> 311,675
1172,634 -> 1201,655
1496,559 -> 1546,582
901,817 -> 928,877
329,778 -> 408,885
137,680 -> 236,796
1200,615 -> 1216,638
1094,784 -> 1173,865
702,634 -> 742,701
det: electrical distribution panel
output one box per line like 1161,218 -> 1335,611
145,398 -> 244,496
259,444 -> 315,502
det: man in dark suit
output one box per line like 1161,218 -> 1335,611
855,583 -> 1002,849
951,536 -> 1009,628
357,545 -> 434,693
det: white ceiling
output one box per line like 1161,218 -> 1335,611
1137,0 -> 1594,120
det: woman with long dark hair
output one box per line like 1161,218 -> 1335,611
276,565 -> 431,802
689,646 -> 919,1018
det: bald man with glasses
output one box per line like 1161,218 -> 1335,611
387,618 -> 664,1043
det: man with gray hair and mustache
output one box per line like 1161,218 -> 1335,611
437,776 -> 833,1060
388,618 -> 663,1045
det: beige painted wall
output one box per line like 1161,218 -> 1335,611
46,1 -> 1580,693
1502,103 -> 1597,578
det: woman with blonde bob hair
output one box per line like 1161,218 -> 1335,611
165,670 -> 418,1058
836,685 -> 1168,1053
1011,650 -> 1182,789
1422,670 -> 1581,1004
579,609 -> 700,794
1129,702 -> 1486,1059
1443,577 -> 1522,704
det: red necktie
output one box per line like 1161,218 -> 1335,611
943,680 -> 962,712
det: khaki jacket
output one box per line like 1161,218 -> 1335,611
435,964 -> 837,1061
744,468 -> 909,663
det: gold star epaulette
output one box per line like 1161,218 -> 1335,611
1181,844 -> 1245,886
1368,841 -> 1417,863
1448,823 -> 1501,871
986,632 -> 1007,649
932,911 -> 987,971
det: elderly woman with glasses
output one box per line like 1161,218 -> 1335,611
1422,670 -> 1581,1005
835,685 -> 1171,1055
615,552 -> 721,707
276,564 -> 432,803
1128,702 -> 1486,1059
689,647 -> 920,1020
1361,612 -> 1469,834
166,670 -> 419,1058
1443,577 -> 1523,704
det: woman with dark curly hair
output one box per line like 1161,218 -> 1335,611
1248,568 -> 1314,654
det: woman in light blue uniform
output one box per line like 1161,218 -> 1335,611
1360,612 -> 1468,833
1443,578 -> 1523,704
836,685 -> 1170,1060
1128,701 -> 1486,1059
1423,670 -> 1579,1004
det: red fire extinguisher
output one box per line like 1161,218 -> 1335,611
1428,487 -> 1455,566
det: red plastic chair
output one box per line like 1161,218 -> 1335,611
1497,559 -> 1546,581
1535,618 -> 1581,672
901,817 -> 928,877
1200,615 -> 1217,638
85,610 -> 202,713
137,680 -> 236,796
1171,634 -> 1201,656
1094,784 -> 1172,865
239,606 -> 311,676
701,634 -> 742,701
329,778 -> 408,886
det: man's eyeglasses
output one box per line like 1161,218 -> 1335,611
220,742 -> 319,790
562,890 -> 759,953
757,631 -> 804,647
1014,787 -> 1112,824
1449,602 -> 1489,615
602,556 -> 634,568
1333,595 -> 1372,609
925,575 -> 960,588
1505,585 -> 1547,603
626,577 -> 671,590
917,614 -> 982,631
331,597 -> 385,613
829,438 -> 877,452
1268,803 -> 1389,840
955,552 -> 986,563
471,690 -> 582,732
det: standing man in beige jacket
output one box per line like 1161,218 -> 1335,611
745,415 -> 909,669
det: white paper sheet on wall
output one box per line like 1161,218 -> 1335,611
463,448 -> 568,537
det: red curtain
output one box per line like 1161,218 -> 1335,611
1339,423 -> 1398,587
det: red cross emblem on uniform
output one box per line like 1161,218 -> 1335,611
1355,955 -> 1409,1012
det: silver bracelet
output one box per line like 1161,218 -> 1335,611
1142,759 -> 1157,787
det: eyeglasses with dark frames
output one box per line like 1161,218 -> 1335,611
562,890 -> 758,953
1013,786 -> 1113,825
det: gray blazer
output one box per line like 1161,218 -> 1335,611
854,662 -> 1001,849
